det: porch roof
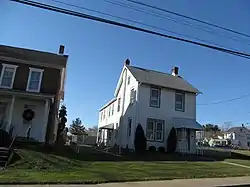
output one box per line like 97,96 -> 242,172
0,88 -> 55,100
99,123 -> 114,130
172,118 -> 203,130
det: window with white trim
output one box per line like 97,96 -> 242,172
111,103 -> 114,115
146,118 -> 164,141
127,76 -> 130,85
0,64 -> 18,88
130,88 -> 136,104
150,87 -> 160,107
27,68 -> 44,92
175,92 -> 185,111
117,98 -> 121,112
108,106 -> 111,117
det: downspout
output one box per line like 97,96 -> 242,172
119,67 -> 127,153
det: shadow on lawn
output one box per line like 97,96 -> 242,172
14,143 -> 250,163
13,143 -> 218,162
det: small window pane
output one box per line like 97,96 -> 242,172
151,89 -> 159,98
127,76 -> 130,85
156,122 -> 163,131
176,94 -> 183,102
146,130 -> 154,140
147,121 -> 154,130
156,132 -> 162,140
150,99 -> 158,106
117,98 -> 121,112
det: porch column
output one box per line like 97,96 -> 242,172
43,99 -> 50,142
6,95 -> 15,132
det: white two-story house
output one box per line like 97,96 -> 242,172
224,125 -> 250,149
97,59 -> 202,154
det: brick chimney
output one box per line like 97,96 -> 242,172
124,58 -> 130,66
171,66 -> 179,76
59,45 -> 65,55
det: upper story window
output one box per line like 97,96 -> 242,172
100,111 -> 103,121
108,106 -> 111,117
150,87 -> 161,107
146,118 -> 164,141
111,103 -> 114,115
117,98 -> 121,112
130,88 -> 136,104
175,92 -> 185,112
127,76 -> 130,85
27,68 -> 44,92
0,64 -> 18,89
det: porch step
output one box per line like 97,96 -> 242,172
0,147 -> 9,168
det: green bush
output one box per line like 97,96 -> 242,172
134,124 -> 147,153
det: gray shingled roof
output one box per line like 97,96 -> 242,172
127,66 -> 200,93
0,45 -> 68,67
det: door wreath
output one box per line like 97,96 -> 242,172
22,109 -> 35,121
22,109 -> 35,139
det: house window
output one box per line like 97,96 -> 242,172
130,88 -> 136,104
27,68 -> 44,92
103,110 -> 105,119
127,76 -> 130,85
117,98 -> 121,112
146,118 -> 164,141
127,118 -> 132,137
100,112 -> 103,121
175,92 -> 185,112
150,87 -> 160,107
0,64 -> 18,88
111,103 -> 114,115
108,106 -> 111,117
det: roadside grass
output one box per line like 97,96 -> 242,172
0,145 -> 250,184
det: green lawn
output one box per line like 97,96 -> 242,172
0,145 -> 250,184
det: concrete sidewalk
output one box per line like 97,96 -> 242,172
2,176 -> 250,187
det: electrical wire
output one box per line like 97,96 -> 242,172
50,0 -> 241,51
11,0 -> 250,59
197,93 -> 250,106
126,0 -> 250,38
104,0 -> 250,45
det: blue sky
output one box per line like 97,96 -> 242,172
1,0 -> 250,128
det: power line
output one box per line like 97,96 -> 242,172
50,0 -> 241,50
197,93 -> 250,106
126,0 -> 250,38
11,0 -> 250,59
104,0 -> 250,45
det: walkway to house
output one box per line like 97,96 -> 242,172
3,176 -> 250,187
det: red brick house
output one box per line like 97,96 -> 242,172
0,44 -> 68,143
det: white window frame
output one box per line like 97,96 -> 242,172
130,88 -> 136,104
175,92 -> 185,112
127,76 -> 130,85
150,87 -> 160,107
111,103 -> 114,115
117,98 -> 121,112
146,118 -> 164,141
0,64 -> 18,89
26,67 -> 44,92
